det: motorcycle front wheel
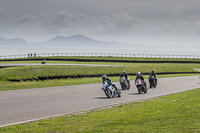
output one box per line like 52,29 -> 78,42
153,81 -> 156,88
121,83 -> 126,90
150,82 -> 152,88
105,89 -> 112,98
137,86 -> 142,94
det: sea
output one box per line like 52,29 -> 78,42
1,45 -> 200,58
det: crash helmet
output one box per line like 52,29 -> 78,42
152,70 -> 155,73
122,70 -> 126,75
102,75 -> 107,80
137,72 -> 141,77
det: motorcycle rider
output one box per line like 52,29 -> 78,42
102,75 -> 119,92
149,70 -> 157,84
41,59 -> 46,64
120,70 -> 130,85
135,72 -> 146,87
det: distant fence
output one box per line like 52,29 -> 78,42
0,53 -> 200,59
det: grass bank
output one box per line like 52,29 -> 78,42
0,63 -> 200,81
0,60 -> 200,91
0,57 -> 200,91
1,88 -> 200,132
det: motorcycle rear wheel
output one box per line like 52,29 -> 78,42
117,90 -> 121,97
144,87 -> 148,93
127,82 -> 130,90
121,83 -> 126,90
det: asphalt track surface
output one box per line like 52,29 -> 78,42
0,76 -> 199,127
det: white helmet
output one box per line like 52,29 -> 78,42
137,72 -> 141,76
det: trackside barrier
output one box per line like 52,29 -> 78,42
0,53 -> 200,59
6,72 -> 200,82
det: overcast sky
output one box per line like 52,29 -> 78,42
0,0 -> 200,46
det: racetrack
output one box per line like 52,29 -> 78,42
0,76 -> 199,127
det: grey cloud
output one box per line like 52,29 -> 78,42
45,11 -> 138,35
0,7 -> 6,19
0,8 -> 3,15
0,0 -> 200,45
44,11 -> 92,34
171,20 -> 200,35
19,14 -> 36,24
99,11 -> 138,34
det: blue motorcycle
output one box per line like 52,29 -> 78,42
102,81 -> 121,98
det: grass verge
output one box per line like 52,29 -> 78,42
0,63 -> 200,81
0,59 -> 199,91
1,88 -> 200,132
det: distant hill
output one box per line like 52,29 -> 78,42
35,34 -> 113,47
49,34 -> 99,43
0,37 -> 27,45
1,34 -> 137,48
0,34 -> 199,51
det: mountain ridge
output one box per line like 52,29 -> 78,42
44,34 -> 103,44
0,34 -> 199,50
0,37 -> 27,45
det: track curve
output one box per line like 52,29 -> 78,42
0,76 -> 199,127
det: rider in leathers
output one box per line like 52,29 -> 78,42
149,70 -> 157,84
102,75 -> 119,92
135,72 -> 146,87
120,70 -> 130,85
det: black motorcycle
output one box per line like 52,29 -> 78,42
119,76 -> 130,90
149,75 -> 157,88
41,59 -> 46,64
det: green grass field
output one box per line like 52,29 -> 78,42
1,88 -> 199,132
0,61 -> 200,91
0,57 -> 200,91
0,63 -> 200,81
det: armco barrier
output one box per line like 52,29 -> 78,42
6,72 -> 200,82
0,65 -> 22,69
1,53 -> 200,59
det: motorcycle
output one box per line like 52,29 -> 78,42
119,76 -> 130,90
41,59 -> 46,64
135,79 -> 147,94
149,75 -> 157,88
102,81 -> 121,98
